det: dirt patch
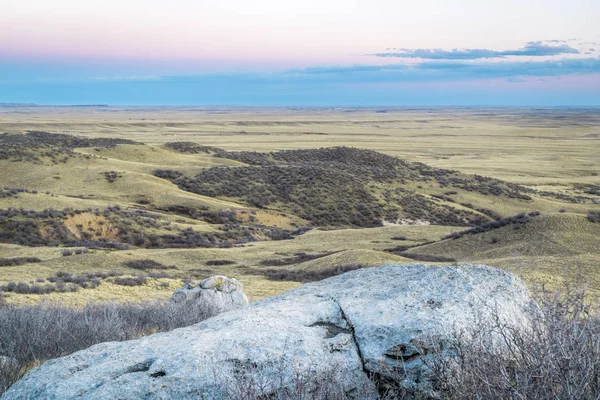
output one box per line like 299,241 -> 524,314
64,213 -> 120,241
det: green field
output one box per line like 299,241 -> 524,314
0,106 -> 598,304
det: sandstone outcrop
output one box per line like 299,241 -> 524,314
2,264 -> 539,399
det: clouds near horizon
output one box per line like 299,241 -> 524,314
3,55 -> 600,106
372,41 -> 581,60
1,0 -> 598,106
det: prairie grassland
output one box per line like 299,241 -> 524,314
1,106 -> 598,186
0,224 -> 454,304
0,106 -> 598,304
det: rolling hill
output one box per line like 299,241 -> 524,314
0,131 -> 598,303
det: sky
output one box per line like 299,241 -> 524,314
1,0 -> 599,106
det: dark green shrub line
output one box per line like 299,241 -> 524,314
0,188 -> 40,199
164,142 -> 222,154
205,260 -> 236,266
258,251 -> 338,267
0,205 -> 296,249
124,260 -> 178,271
242,263 -> 366,282
443,211 -> 541,240
395,253 -> 457,263
582,184 -> 600,196
0,131 -> 141,165
153,169 -> 184,180
0,269 -> 179,295
390,236 -> 407,241
0,257 -> 41,267
113,276 -> 147,286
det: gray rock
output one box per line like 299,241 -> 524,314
2,264 -> 539,399
171,275 -> 248,313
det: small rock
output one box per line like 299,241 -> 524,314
171,275 -> 248,313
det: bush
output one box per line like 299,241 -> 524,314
0,299 -> 218,394
426,287 -> 600,399
205,260 -> 236,266
390,236 -> 407,241
0,257 -> 41,267
244,264 -> 365,283
0,271 -> 117,294
443,211 -> 540,240
396,253 -> 457,263
113,276 -> 148,286
259,252 -> 337,267
153,169 -> 183,180
164,142 -> 221,154
124,260 -> 177,271
588,210 -> 600,223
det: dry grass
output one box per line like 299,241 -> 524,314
0,107 -> 598,304
1,107 -> 598,187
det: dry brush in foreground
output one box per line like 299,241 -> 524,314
0,286 -> 599,399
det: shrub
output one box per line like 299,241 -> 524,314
426,287 -> 600,399
102,171 -> 122,183
244,264 -> 365,283
259,252 -> 337,267
0,271 -> 116,294
587,210 -> 600,223
0,257 -> 41,267
205,260 -> 236,266
396,253 -> 457,263
390,236 -> 407,241
164,142 -> 221,154
0,299 -> 218,394
153,169 -> 183,180
112,276 -> 148,286
443,211 -> 540,240
124,260 -> 177,271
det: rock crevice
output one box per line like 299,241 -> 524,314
331,296 -> 369,375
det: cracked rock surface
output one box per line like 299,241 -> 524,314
2,264 -> 538,399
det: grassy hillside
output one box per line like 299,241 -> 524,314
0,117 -> 598,304
163,146 -> 596,227
403,213 -> 600,295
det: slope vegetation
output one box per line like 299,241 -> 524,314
164,147 -> 595,227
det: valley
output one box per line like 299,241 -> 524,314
0,106 -> 599,304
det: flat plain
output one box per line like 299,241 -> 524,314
0,106 -> 599,304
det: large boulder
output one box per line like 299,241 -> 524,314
171,276 -> 248,313
2,264 -> 539,399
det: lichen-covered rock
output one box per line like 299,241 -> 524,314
2,264 -> 539,399
171,275 -> 248,313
